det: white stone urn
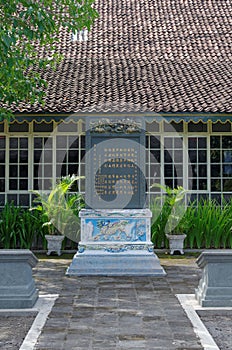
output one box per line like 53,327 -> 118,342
165,234 -> 186,255
45,235 -> 64,256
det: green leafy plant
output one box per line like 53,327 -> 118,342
150,184 -> 188,246
31,175 -> 84,242
0,202 -> 44,249
185,199 -> 232,249
0,202 -> 21,248
18,209 -> 45,249
0,0 -> 98,120
222,200 -> 232,248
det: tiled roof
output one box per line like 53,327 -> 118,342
12,0 -> 232,113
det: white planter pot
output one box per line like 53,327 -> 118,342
166,234 -> 186,255
45,235 -> 64,256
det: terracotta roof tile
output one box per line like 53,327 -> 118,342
10,0 -> 232,113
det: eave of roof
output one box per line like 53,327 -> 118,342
11,112 -> 232,124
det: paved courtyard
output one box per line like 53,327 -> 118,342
3,255 -> 232,349
31,256 -> 203,350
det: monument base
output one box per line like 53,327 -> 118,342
67,250 -> 165,276
0,250 -> 38,309
195,250 -> 232,307
66,209 -> 166,276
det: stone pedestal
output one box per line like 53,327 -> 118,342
0,250 -> 38,309
66,209 -> 166,276
195,250 -> 232,307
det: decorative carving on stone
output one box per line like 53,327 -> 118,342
89,118 -> 142,133
78,243 -> 155,253
80,209 -> 152,218
84,218 -> 146,242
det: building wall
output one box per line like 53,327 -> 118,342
0,118 -> 231,208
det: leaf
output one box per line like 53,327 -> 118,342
0,0 -> 98,118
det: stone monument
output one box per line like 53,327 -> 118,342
66,117 -> 165,276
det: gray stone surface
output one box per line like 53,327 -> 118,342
67,209 -> 166,276
66,252 -> 166,276
196,250 -> 232,307
0,250 -> 38,309
33,257 -> 203,350
2,257 -> 232,350
85,117 -> 146,210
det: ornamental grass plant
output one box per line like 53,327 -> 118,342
150,185 -> 232,249
0,202 -> 44,249
184,199 -> 232,249
0,175 -> 85,249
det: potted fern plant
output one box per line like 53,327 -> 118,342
31,175 -> 84,255
165,220 -> 187,255
150,184 -> 188,254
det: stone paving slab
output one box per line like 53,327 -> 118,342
32,257 -> 203,350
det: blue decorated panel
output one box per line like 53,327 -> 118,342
85,218 -> 146,242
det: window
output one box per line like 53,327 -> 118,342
0,136 -> 6,193
9,137 -> 28,191
164,136 -> 183,188
145,121 -> 160,133
8,137 -> 30,207
164,121 -> 183,133
212,122 -> 231,133
79,135 -> 86,192
9,121 -> 29,132
146,135 -> 161,192
210,136 -> 232,193
188,122 -> 207,132
57,121 -> 78,133
33,121 -> 53,132
146,135 -> 184,194
0,118 -> 231,208
56,135 -> 79,178
33,137 -> 53,190
188,137 -> 207,191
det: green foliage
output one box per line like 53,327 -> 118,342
18,209 -> 45,249
0,175 -> 84,248
0,202 -> 44,248
31,175 -> 84,242
151,197 -> 232,249
0,0 -> 98,119
150,184 -> 187,247
0,202 -> 20,248
184,199 -> 232,249
150,186 -> 232,249
0,175 -> 85,248
150,195 -> 169,248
